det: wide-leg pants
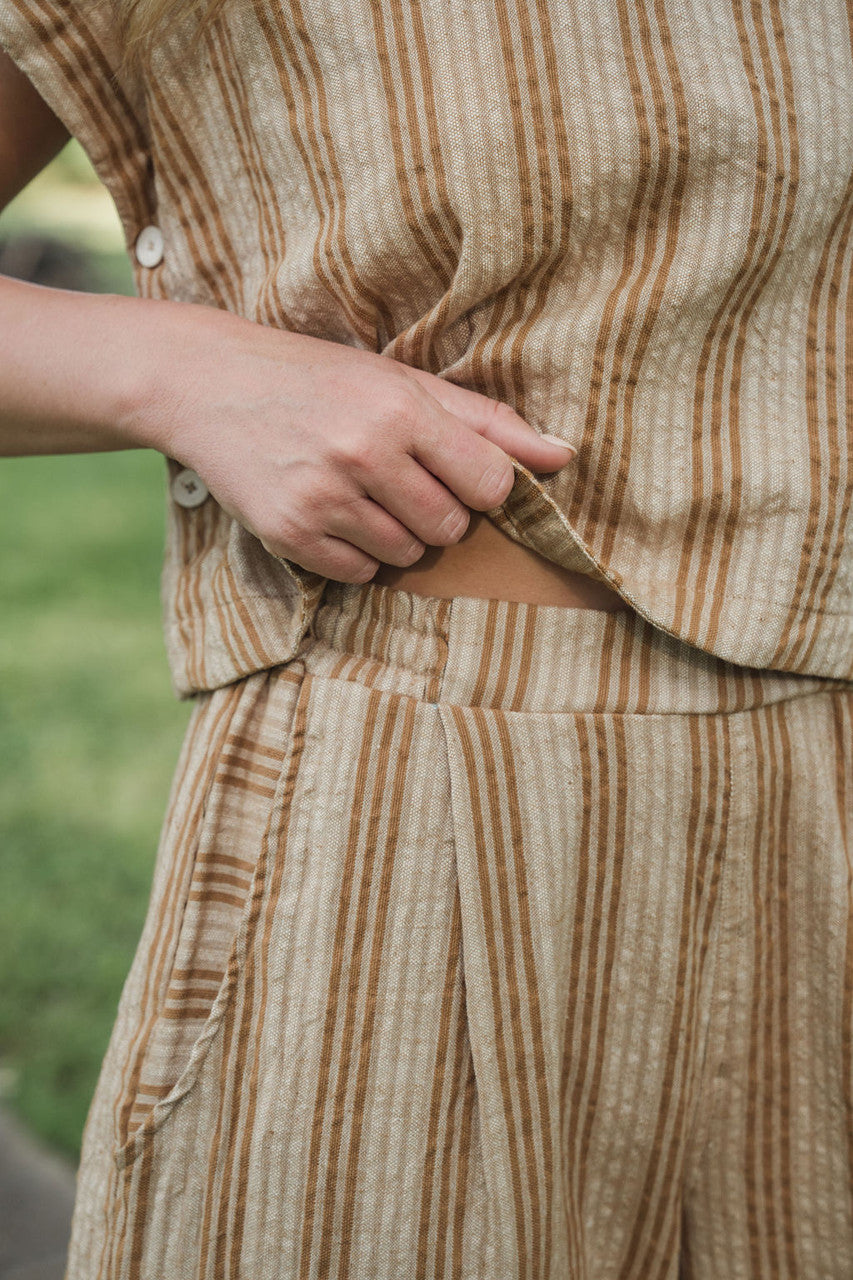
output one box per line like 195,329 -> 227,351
65,579 -> 853,1279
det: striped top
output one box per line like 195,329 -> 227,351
2,0 -> 851,696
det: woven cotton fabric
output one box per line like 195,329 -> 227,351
0,0 -> 851,692
62,580 -> 853,1278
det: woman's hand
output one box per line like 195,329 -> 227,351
134,305 -> 577,583
0,54 -> 575,585
0,275 -> 576,585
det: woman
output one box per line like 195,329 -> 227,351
1,0 -> 851,1275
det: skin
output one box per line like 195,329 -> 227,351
0,49 -> 628,608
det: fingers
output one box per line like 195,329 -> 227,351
298,535 -> 380,583
359,454 -> 471,546
324,493 -> 427,567
258,483 -> 432,583
399,395 -> 532,512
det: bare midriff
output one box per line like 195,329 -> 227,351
372,511 -> 632,610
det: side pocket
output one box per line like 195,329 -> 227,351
112,664 -> 307,1169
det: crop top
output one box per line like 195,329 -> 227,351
1,0 -> 851,697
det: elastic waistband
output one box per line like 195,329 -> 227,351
295,579 -> 844,715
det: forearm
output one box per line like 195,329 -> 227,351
0,273 -> 193,457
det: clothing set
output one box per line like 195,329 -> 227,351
1,0 -> 851,1273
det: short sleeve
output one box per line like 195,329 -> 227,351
0,0 -> 153,245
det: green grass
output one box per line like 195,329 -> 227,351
0,137 -> 181,1158
0,450 -> 192,1157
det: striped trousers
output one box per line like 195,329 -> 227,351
66,578 -> 853,1279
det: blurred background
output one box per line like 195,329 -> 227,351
0,141 -> 192,1165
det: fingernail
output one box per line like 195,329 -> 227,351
540,433 -> 577,455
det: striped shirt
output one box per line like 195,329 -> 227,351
2,0 -> 851,696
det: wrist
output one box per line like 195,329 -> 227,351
109,295 -> 207,457
114,297 -> 248,463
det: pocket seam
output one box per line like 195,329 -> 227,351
110,709 -> 226,1165
112,673 -> 310,1171
113,943 -> 236,1170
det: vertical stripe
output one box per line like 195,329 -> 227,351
216,677 -> 313,1276
744,699 -> 797,1275
558,712 -> 594,1272
206,19 -> 298,330
415,888 -> 464,1279
574,0 -> 691,564
832,693 -> 853,1227
493,707 -> 555,1273
251,0 -> 396,345
619,715 -> 730,1278
508,605 -> 538,711
673,0 -> 799,650
338,698 -> 418,1277
772,704 -> 797,1276
771,188 -> 853,669
297,687 -> 386,1273
366,0 -> 458,283
573,717 -> 628,1220
697,1 -> 801,650
445,703 -> 537,1272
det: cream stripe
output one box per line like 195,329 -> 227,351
772,702 -> 797,1275
415,886 -> 463,1278
672,0 -> 777,642
701,1 -> 801,651
620,715 -> 728,1277
211,19 -> 298,330
778,192 -> 853,669
576,0 -> 691,565
145,89 -> 243,313
312,693 -> 403,1275
745,702 -> 771,1274
560,711 -> 594,1273
210,676 -> 313,1275
297,687 -> 384,1272
252,0 -> 394,343
494,708 -> 556,1274
339,697 -> 418,1276
575,717 -> 628,1229
444,702 -> 533,1269
832,693 -> 853,1229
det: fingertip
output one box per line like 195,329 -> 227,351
540,433 -> 577,456
353,558 -> 380,583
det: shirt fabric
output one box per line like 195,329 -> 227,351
1,0 -> 851,697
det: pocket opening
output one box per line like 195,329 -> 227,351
111,670 -> 308,1169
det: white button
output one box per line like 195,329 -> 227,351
135,225 -> 164,268
170,468 -> 209,508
